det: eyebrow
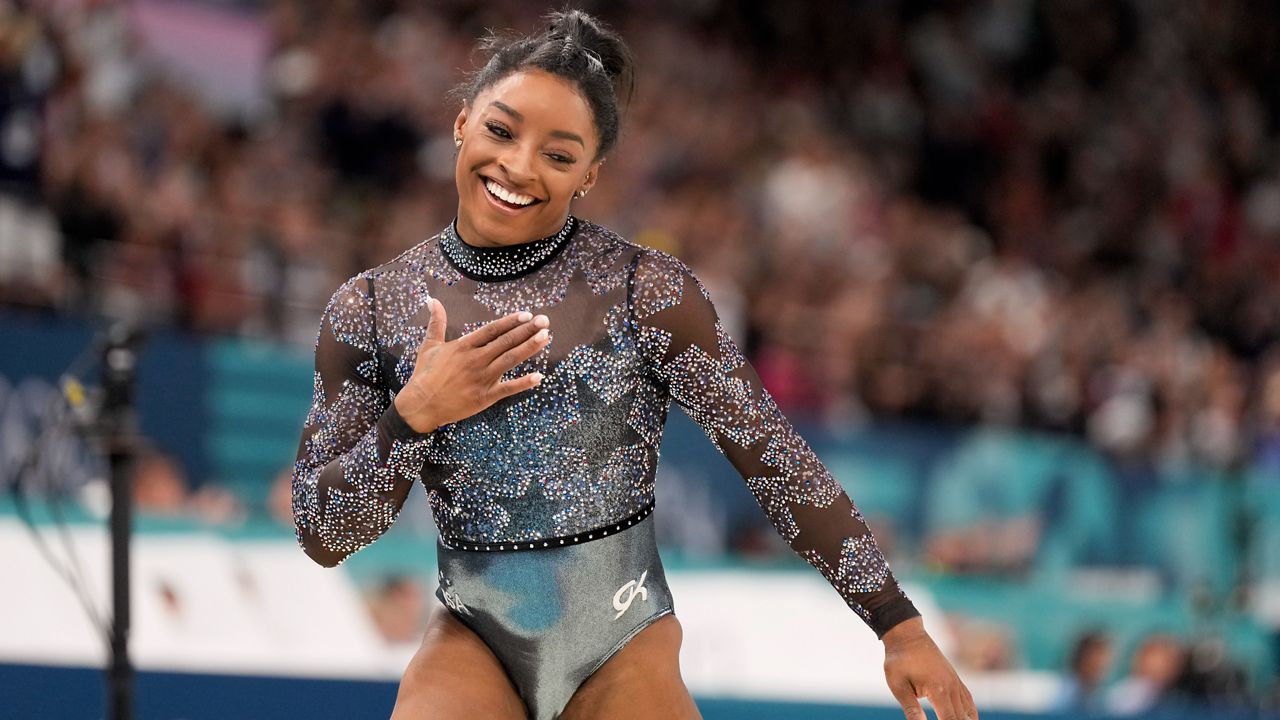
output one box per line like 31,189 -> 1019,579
489,101 -> 586,149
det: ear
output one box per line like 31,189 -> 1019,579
453,104 -> 469,142
579,160 -> 603,194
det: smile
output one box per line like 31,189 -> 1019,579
482,177 -> 540,209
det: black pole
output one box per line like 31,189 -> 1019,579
102,323 -> 140,720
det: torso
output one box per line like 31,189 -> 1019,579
364,219 -> 671,546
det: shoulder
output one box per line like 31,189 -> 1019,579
566,218 -> 694,281
569,217 -> 647,265
570,218 -> 704,293
613,239 -> 713,319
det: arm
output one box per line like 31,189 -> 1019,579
292,282 -> 551,567
632,250 -> 979,719
291,277 -> 432,567
630,249 -> 918,636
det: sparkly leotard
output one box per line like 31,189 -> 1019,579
292,217 -> 919,719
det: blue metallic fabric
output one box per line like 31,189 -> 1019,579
436,514 -> 673,720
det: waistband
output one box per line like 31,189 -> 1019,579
437,499 -> 655,552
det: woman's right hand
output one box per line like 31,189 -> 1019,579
393,298 -> 551,433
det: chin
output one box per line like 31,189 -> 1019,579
466,195 -> 567,246
474,213 -> 532,244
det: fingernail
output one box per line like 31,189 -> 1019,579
517,311 -> 533,322
535,329 -> 549,341
533,314 -> 549,328
531,372 -> 543,383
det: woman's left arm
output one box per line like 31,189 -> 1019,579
631,249 -> 977,719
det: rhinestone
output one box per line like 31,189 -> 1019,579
441,217 -> 576,281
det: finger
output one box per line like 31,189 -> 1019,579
890,683 -> 926,720
477,315 -> 548,365
488,327 -> 551,372
423,298 -> 447,346
487,372 -> 544,402
460,310 -> 533,348
925,687 -> 960,720
960,687 -> 979,720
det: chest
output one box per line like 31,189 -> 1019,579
378,277 -> 635,394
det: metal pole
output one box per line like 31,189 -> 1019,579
102,324 -> 139,720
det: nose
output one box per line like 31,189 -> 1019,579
496,143 -> 537,187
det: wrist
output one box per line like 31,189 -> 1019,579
881,616 -> 929,650
393,391 -> 439,434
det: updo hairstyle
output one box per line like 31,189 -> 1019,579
455,9 -> 635,159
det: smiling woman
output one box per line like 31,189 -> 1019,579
291,9 -> 979,720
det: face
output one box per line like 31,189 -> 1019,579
453,70 -> 601,247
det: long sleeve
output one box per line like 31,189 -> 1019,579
291,276 -> 433,567
630,249 -> 920,638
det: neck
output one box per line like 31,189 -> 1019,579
441,215 -> 578,282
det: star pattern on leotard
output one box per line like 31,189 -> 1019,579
632,249 -> 903,621
419,264 -> 656,542
291,221 -> 916,635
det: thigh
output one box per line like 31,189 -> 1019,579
390,606 -> 527,720
560,614 -> 702,720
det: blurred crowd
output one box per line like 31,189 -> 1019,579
1,0 -> 1278,468
3,0 -> 1280,475
1050,628 -> 1277,716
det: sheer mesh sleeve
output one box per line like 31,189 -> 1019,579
291,277 -> 432,567
630,249 -> 919,638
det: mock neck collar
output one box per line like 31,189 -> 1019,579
440,217 -> 577,281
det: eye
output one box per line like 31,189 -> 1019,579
546,152 -> 575,165
485,121 -> 512,140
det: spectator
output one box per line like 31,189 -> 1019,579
1052,629 -> 1113,714
132,449 -> 244,524
132,450 -> 188,514
1105,634 -> 1187,716
365,575 -> 428,646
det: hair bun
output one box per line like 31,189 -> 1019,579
544,9 -> 633,99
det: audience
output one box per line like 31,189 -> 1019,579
4,0 -> 1278,478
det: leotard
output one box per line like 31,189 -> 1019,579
292,217 -> 919,719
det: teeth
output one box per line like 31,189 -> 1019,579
485,179 -> 536,206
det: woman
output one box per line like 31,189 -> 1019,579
292,10 -> 978,720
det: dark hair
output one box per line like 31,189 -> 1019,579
1069,630 -> 1111,672
455,9 -> 635,159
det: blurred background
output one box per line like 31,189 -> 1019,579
2,0 -> 1279,717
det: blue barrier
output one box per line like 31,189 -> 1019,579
3,663 -> 1271,719
0,313 -> 210,488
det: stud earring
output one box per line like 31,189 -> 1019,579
454,136 -> 462,147
575,189 -> 587,199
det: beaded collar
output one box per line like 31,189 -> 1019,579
440,217 -> 577,281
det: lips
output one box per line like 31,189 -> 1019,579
481,176 -> 541,212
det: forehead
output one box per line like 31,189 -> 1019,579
474,70 -> 597,140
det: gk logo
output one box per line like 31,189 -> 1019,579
612,570 -> 648,619
439,573 -> 472,617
